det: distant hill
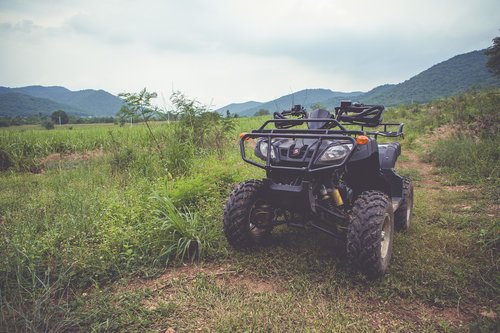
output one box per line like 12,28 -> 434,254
0,86 -> 124,117
0,93 -> 87,118
217,101 -> 263,115
217,49 -> 500,115
359,50 -> 500,105
216,89 -> 363,117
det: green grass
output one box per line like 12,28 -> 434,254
429,136 -> 499,186
1,90 -> 499,332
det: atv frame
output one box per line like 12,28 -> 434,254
224,102 -> 413,278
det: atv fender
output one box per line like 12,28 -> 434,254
378,142 -> 401,169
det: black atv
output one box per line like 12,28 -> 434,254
223,101 -> 413,278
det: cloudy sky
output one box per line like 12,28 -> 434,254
0,0 -> 498,108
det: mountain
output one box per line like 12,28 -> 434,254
218,49 -> 500,116
217,101 -> 263,115
217,89 -> 363,117
359,50 -> 500,105
0,93 -> 88,118
0,86 -> 124,117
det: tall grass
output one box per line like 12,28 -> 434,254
388,89 -> 499,184
153,195 -> 218,262
429,136 -> 499,184
0,102 -> 241,330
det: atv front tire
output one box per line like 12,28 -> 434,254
224,180 -> 273,248
347,191 -> 394,279
395,177 -> 413,232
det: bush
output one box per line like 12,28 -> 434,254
41,120 -> 54,130
110,147 -> 135,174
171,92 -> 234,149
164,124 -> 195,177
0,149 -> 12,171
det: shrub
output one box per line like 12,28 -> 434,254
0,149 -> 12,171
41,120 -> 55,130
110,147 -> 135,174
170,91 -> 235,151
163,124 -> 195,178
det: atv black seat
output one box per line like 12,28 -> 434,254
308,109 -> 333,129
378,142 -> 401,169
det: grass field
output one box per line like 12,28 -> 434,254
0,90 -> 498,332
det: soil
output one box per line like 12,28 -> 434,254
33,149 -> 104,173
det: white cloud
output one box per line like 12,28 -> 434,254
0,0 -> 499,107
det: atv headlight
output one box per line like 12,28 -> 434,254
258,140 -> 276,160
318,144 -> 353,163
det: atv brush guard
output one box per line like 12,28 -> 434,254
240,118 -> 404,172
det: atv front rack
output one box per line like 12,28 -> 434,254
239,118 -> 404,173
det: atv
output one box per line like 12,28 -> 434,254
223,101 -> 413,278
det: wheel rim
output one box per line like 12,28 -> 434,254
380,213 -> 391,259
406,189 -> 413,227
248,200 -> 271,239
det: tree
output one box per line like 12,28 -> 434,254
51,110 -> 69,125
118,88 -> 158,123
254,108 -> 270,117
310,103 -> 326,110
485,36 -> 500,76
226,110 -> 231,118
118,88 -> 163,159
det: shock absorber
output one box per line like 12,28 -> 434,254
332,187 -> 344,206
320,185 -> 340,210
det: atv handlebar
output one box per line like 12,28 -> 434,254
273,105 -> 308,129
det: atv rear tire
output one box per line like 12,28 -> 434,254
347,191 -> 394,279
395,177 -> 413,232
224,180 -> 273,248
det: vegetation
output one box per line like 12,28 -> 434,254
387,89 -> 499,187
485,36 -> 500,76
51,110 -> 69,125
0,89 -> 498,331
254,108 -> 270,116
41,119 -> 55,130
